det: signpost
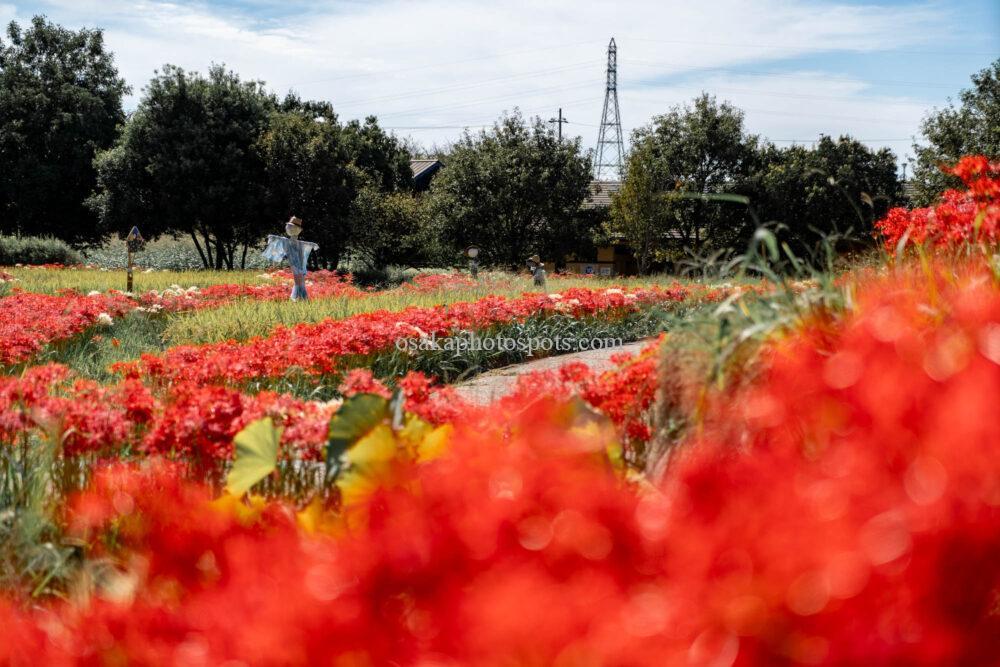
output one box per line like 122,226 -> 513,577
126,226 -> 145,292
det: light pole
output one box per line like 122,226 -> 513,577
466,246 -> 480,279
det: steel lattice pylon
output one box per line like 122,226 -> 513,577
593,37 -> 624,181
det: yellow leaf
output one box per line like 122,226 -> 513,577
417,423 -> 453,462
398,414 -> 433,446
344,423 -> 397,468
226,417 -> 283,496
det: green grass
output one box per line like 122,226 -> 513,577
161,274 -> 701,346
3,265 -> 264,295
40,311 -> 173,382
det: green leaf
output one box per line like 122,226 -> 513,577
226,417 -> 283,496
326,394 -> 390,480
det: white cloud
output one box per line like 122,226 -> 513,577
2,0 -> 954,161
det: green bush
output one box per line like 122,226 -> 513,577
0,236 -> 83,266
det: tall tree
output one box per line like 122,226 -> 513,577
343,116 -> 413,192
347,185 -> 431,269
606,144 -> 666,275
0,16 -> 128,244
89,64 -> 275,268
256,108 -> 358,269
627,94 -> 761,255
754,136 -> 900,254
428,111 -> 592,268
910,59 -> 999,205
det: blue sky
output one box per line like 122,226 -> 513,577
2,0 -> 997,172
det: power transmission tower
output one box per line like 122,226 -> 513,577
548,108 -> 568,141
593,37 -> 624,181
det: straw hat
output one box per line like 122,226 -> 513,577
287,216 -> 303,228
528,254 -> 541,264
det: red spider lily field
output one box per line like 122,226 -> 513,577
0,157 -> 998,666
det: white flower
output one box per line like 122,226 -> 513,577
186,286 -> 200,294
605,288 -> 624,296
96,313 -> 114,326
624,293 -> 638,300
547,293 -> 563,300
143,268 -> 155,274
87,290 -> 102,297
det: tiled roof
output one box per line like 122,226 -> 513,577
583,180 -> 621,209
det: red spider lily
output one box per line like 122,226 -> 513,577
135,270 -> 363,312
876,155 -> 1000,249
0,290 -> 134,366
400,272 -> 479,292
1,256 -> 998,664
0,364 -> 466,464
660,256 -> 1000,664
0,365 -> 155,455
116,285 -> 693,386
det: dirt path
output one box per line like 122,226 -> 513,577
453,339 -> 652,405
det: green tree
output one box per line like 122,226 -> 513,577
256,108 -> 358,269
0,16 -> 128,244
89,64 -> 275,268
343,116 -> 413,192
626,94 -> 761,257
754,136 -> 900,254
606,144 -> 666,275
428,111 -> 592,268
347,186 -> 432,269
910,59 -> 999,205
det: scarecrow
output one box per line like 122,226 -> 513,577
262,216 -> 319,301
526,254 -> 547,287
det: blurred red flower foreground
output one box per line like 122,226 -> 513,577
1,252 -> 997,665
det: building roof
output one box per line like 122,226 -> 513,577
410,159 -> 444,192
583,180 -> 621,209
410,159 -> 443,179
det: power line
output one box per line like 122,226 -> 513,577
620,82 -> 931,104
626,36 -> 996,58
767,138 -> 911,142
621,59 -> 959,89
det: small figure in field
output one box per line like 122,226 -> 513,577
262,216 -> 319,301
527,254 -> 546,288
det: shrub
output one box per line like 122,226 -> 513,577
0,235 -> 82,266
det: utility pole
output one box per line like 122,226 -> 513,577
548,108 -> 568,141
594,38 -> 625,181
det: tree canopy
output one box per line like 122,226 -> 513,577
257,106 -> 358,269
910,59 -> 999,206
0,16 -> 128,245
428,111 -> 592,268
608,96 -> 901,272
89,64 -> 274,268
606,95 -> 761,271
749,136 -> 900,259
89,66 -> 413,269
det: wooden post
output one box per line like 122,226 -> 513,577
125,226 -> 143,293
126,242 -> 134,293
